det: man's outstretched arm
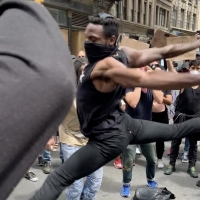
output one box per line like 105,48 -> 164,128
98,57 -> 200,90
0,1 -> 75,199
120,36 -> 200,68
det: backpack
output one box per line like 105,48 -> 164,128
133,187 -> 176,200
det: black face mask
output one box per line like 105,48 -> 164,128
84,41 -> 117,64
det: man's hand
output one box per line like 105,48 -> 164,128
46,137 -> 55,151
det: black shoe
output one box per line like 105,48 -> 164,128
196,180 -> 200,187
38,156 -> 45,166
24,171 -> 38,182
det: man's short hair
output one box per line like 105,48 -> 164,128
88,13 -> 119,42
189,60 -> 200,67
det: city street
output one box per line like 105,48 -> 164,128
7,142 -> 200,200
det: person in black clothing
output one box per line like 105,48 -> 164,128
31,14 -> 200,200
164,60 -> 200,178
152,89 -> 172,169
151,61 -> 172,169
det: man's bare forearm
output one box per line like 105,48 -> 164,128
120,38 -> 200,68
142,70 -> 199,90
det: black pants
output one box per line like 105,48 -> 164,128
152,110 -> 169,159
169,135 -> 197,167
31,114 -> 200,200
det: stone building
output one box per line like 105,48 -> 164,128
170,0 -> 199,35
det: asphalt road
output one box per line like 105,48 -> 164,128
7,141 -> 200,200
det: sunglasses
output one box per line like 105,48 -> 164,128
98,13 -> 114,19
149,63 -> 160,70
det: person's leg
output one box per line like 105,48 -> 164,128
42,150 -> 51,174
129,117 -> 200,144
61,143 -> 83,200
60,143 -> 64,164
184,137 -> 190,152
42,150 -> 51,162
122,145 -> 136,183
81,167 -> 103,200
152,111 -> 169,163
187,135 -> 198,178
140,143 -> 157,187
182,137 -> 190,163
31,132 -> 130,200
169,139 -> 182,166
156,141 -> 165,160
120,145 -> 136,197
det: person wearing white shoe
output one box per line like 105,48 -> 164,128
152,66 -> 172,169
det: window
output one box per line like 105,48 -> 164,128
172,7 -> 177,27
188,0 -> 192,3
155,6 -> 158,25
131,0 -> 134,21
123,0 -> 127,20
195,0 -> 198,5
115,1 -> 120,18
149,4 -> 152,26
159,8 -> 165,27
137,0 -> 141,23
180,9 -> 184,28
166,11 -> 169,28
46,7 -> 67,26
192,14 -> 196,31
143,1 -> 146,25
186,12 -> 191,30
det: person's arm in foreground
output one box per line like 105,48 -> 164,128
0,1 -> 75,199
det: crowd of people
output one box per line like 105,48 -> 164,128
1,1 -> 200,200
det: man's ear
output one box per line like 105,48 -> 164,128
109,35 -> 116,46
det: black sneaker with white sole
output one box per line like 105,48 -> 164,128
24,171 -> 38,182
38,156 -> 46,166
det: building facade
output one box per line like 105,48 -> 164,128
155,0 -> 172,31
11,0 -> 200,54
34,0 -> 93,56
112,0 -> 156,41
170,0 -> 199,35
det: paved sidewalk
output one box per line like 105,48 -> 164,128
7,141 -> 200,200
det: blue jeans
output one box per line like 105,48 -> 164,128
122,143 -> 156,183
184,137 -> 190,152
42,150 -> 51,162
61,143 -> 103,200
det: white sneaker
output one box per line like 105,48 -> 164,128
157,159 -> 164,169
181,152 -> 189,163
136,147 -> 141,155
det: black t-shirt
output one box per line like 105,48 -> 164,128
77,50 -> 128,140
125,88 -> 153,120
176,87 -> 200,115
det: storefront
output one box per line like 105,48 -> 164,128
41,0 -> 93,55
